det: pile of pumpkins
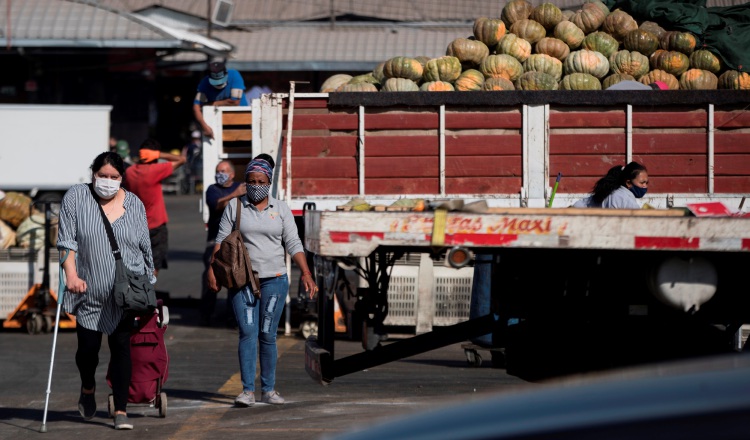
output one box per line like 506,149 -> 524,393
320,0 -> 750,92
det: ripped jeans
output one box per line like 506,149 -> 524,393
229,274 -> 288,393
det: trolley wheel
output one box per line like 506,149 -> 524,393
299,319 -> 318,340
108,394 -> 114,418
464,349 -> 483,367
26,314 -> 43,335
158,392 -> 168,418
42,316 -> 53,334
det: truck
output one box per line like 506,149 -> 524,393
201,89 -> 750,382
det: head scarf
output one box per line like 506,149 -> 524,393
245,158 -> 273,182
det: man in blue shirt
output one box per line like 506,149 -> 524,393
193,62 -> 249,139
200,159 -> 245,326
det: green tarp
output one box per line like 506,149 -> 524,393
605,0 -> 750,72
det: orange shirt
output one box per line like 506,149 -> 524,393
124,162 -> 173,229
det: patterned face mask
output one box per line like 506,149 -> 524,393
215,172 -> 230,186
246,184 -> 270,203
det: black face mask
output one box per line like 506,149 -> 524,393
629,186 -> 648,198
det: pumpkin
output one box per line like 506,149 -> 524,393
515,71 -> 559,90
535,37 -> 570,61
582,31 -> 620,58
501,0 -> 534,28
563,49 -> 609,78
679,69 -> 718,90
337,83 -> 378,92
446,38 -> 490,67
640,21 -> 666,39
609,50 -> 650,79
718,70 -> 750,90
509,19 -> 547,44
414,56 -> 431,67
659,31 -> 696,55
639,69 -> 679,90
482,77 -> 516,91
496,33 -> 532,63
371,62 -> 386,83
689,50 -> 721,74
570,3 -> 607,34
530,3 -> 563,30
423,56 -> 462,83
381,78 -> 420,92
602,9 -> 638,42
523,54 -> 563,81
0,191 -> 32,228
623,29 -> 659,56
473,17 -> 507,48
554,21 -> 585,50
383,57 -> 424,81
602,73 -> 636,89
650,50 -> 690,76
480,54 -> 524,81
454,69 -> 485,91
560,73 -> 602,90
583,0 -> 610,17
320,74 -> 353,92
348,73 -> 380,86
419,81 -> 455,92
561,9 -> 575,21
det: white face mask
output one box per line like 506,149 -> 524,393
94,177 -> 121,199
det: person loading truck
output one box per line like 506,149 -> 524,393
193,62 -> 249,139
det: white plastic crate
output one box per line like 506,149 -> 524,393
0,248 -> 60,319
433,267 -> 474,326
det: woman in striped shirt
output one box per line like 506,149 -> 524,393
58,152 -> 155,430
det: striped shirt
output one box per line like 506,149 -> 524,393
57,184 -> 155,334
215,195 -> 304,278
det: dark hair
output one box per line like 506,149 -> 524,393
253,153 -> 275,169
591,161 -> 647,204
91,151 -> 125,176
139,138 -> 162,151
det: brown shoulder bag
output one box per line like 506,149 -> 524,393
211,198 -> 261,297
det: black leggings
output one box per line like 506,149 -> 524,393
76,317 -> 132,413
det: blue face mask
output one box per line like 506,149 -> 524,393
629,185 -> 648,198
215,172 -> 230,186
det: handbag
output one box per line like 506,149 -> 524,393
90,185 -> 157,314
211,197 -> 261,297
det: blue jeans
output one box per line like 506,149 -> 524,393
230,274 -> 288,393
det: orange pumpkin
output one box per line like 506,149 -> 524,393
496,33 -> 532,63
650,50 -> 690,76
535,37 -> 570,61
570,3 -> 607,34
679,69 -> 718,90
718,70 -> 750,90
419,81 -> 455,92
554,21 -> 585,50
602,9 -> 638,41
501,0 -> 534,28
689,50 -> 721,74
509,19 -> 547,44
481,54 -> 524,81
530,3 -> 563,30
639,69 -> 679,90
483,77 -> 516,91
446,38 -> 490,67
659,31 -> 697,55
383,57 -> 424,81
473,17 -> 507,48
454,69 -> 486,91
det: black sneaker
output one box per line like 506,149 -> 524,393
114,413 -> 133,430
78,388 -> 96,420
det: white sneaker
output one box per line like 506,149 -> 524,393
261,390 -> 285,405
235,391 -> 255,407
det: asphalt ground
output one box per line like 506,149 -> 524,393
0,194 -> 527,439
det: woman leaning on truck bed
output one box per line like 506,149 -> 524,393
572,162 -> 649,209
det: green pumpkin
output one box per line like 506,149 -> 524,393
454,69 -> 485,91
602,73 -> 636,89
523,54 -> 563,81
473,17 -> 507,48
563,49 -> 609,79
501,0 -> 534,28
623,29 -> 659,57
560,72 -> 602,90
581,31 -> 620,59
659,31 -> 696,55
348,73 -> 380,86
530,3 -> 563,30
554,21 -> 585,50
320,74 -> 353,92
639,21 -> 666,39
639,69 -> 679,90
381,78 -> 420,92
446,38 -> 490,67
480,54 -> 524,82
482,77 -> 516,91
689,50 -> 721,74
383,57 -> 424,81
679,69 -> 718,90
602,9 -> 638,42
510,19 -> 546,44
718,70 -> 750,90
609,50 -> 649,79
515,71 -> 559,90
336,83 -> 378,92
496,33 -> 532,63
419,81 -> 455,92
650,50 -> 690,76
423,56 -> 462,83
371,62 -> 386,83
535,37 -> 570,61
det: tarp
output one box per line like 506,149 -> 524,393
606,0 -> 750,72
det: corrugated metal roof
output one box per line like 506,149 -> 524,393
0,0 -> 231,55
166,23 -> 473,71
98,0 -> 749,23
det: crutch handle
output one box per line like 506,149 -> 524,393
57,249 -> 69,305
